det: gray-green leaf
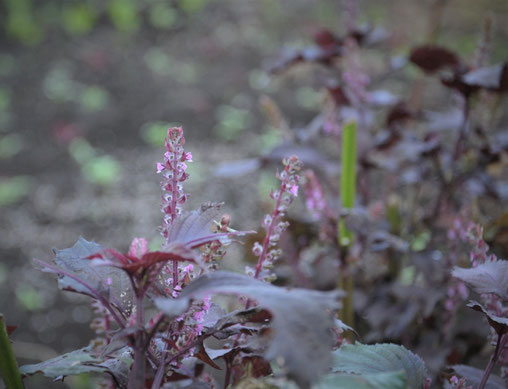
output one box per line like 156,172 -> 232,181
328,343 -> 427,389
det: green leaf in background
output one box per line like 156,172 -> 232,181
69,138 -> 96,164
317,370 -> 407,389
108,0 -> 140,33
62,3 -> 97,36
144,48 -> 172,76
258,171 -> 279,200
0,176 -> 31,207
79,86 -> 109,112
296,86 -> 322,110
411,230 -> 431,252
43,65 -> 78,103
177,0 -> 209,14
15,285 -> 44,311
0,263 -> 7,284
0,133 -> 23,159
0,87 -> 11,111
140,121 -> 172,146
327,343 -> 428,389
4,0 -> 44,45
255,127 -> 282,152
82,155 -> 121,186
214,105 -> 252,141
149,3 -> 177,30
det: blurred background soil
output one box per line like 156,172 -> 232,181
1,0 -> 507,387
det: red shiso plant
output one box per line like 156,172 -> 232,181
13,124 -> 504,389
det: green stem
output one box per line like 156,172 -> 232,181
339,121 -> 357,247
0,314 -> 24,389
338,122 -> 357,332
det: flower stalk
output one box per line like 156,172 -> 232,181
251,156 -> 302,280
157,127 -> 192,290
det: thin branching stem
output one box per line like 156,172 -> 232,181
478,333 -> 508,389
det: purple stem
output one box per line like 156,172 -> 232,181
452,96 -> 470,162
151,325 -> 227,389
128,292 -> 146,389
478,333 -> 508,389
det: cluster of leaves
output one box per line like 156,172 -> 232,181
214,10 -> 508,389
0,126 -> 421,389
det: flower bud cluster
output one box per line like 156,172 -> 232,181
342,38 -> 370,106
201,214 -> 231,269
303,169 -> 328,220
157,127 -> 192,241
250,155 -> 302,280
449,376 -> 471,389
164,263 -> 194,298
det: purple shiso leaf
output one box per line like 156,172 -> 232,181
166,203 -> 255,249
174,270 -> 343,388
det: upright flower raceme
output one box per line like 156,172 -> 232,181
157,127 -> 192,241
157,127 -> 192,289
248,155 -> 302,281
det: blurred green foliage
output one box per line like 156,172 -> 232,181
140,121 -> 172,146
0,88 -> 12,130
0,263 -> 7,285
254,127 -> 282,153
15,285 -> 44,311
214,105 -> 252,141
69,138 -> 121,186
295,87 -> 322,111
0,133 -> 23,159
177,0 -> 209,14
258,171 -> 278,201
82,156 -> 121,186
79,86 -> 109,112
62,3 -> 97,36
148,3 -> 177,29
4,0 -> 43,45
411,230 -> 432,252
0,176 -> 31,207
108,0 -> 140,33
1,0 -> 215,46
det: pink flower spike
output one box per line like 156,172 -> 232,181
159,127 -> 191,238
289,185 -> 299,197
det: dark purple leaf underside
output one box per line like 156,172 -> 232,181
166,203 -> 254,249
467,300 -> 508,336
177,271 -> 343,388
452,261 -> 508,301
409,45 -> 460,73
36,237 -> 133,312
